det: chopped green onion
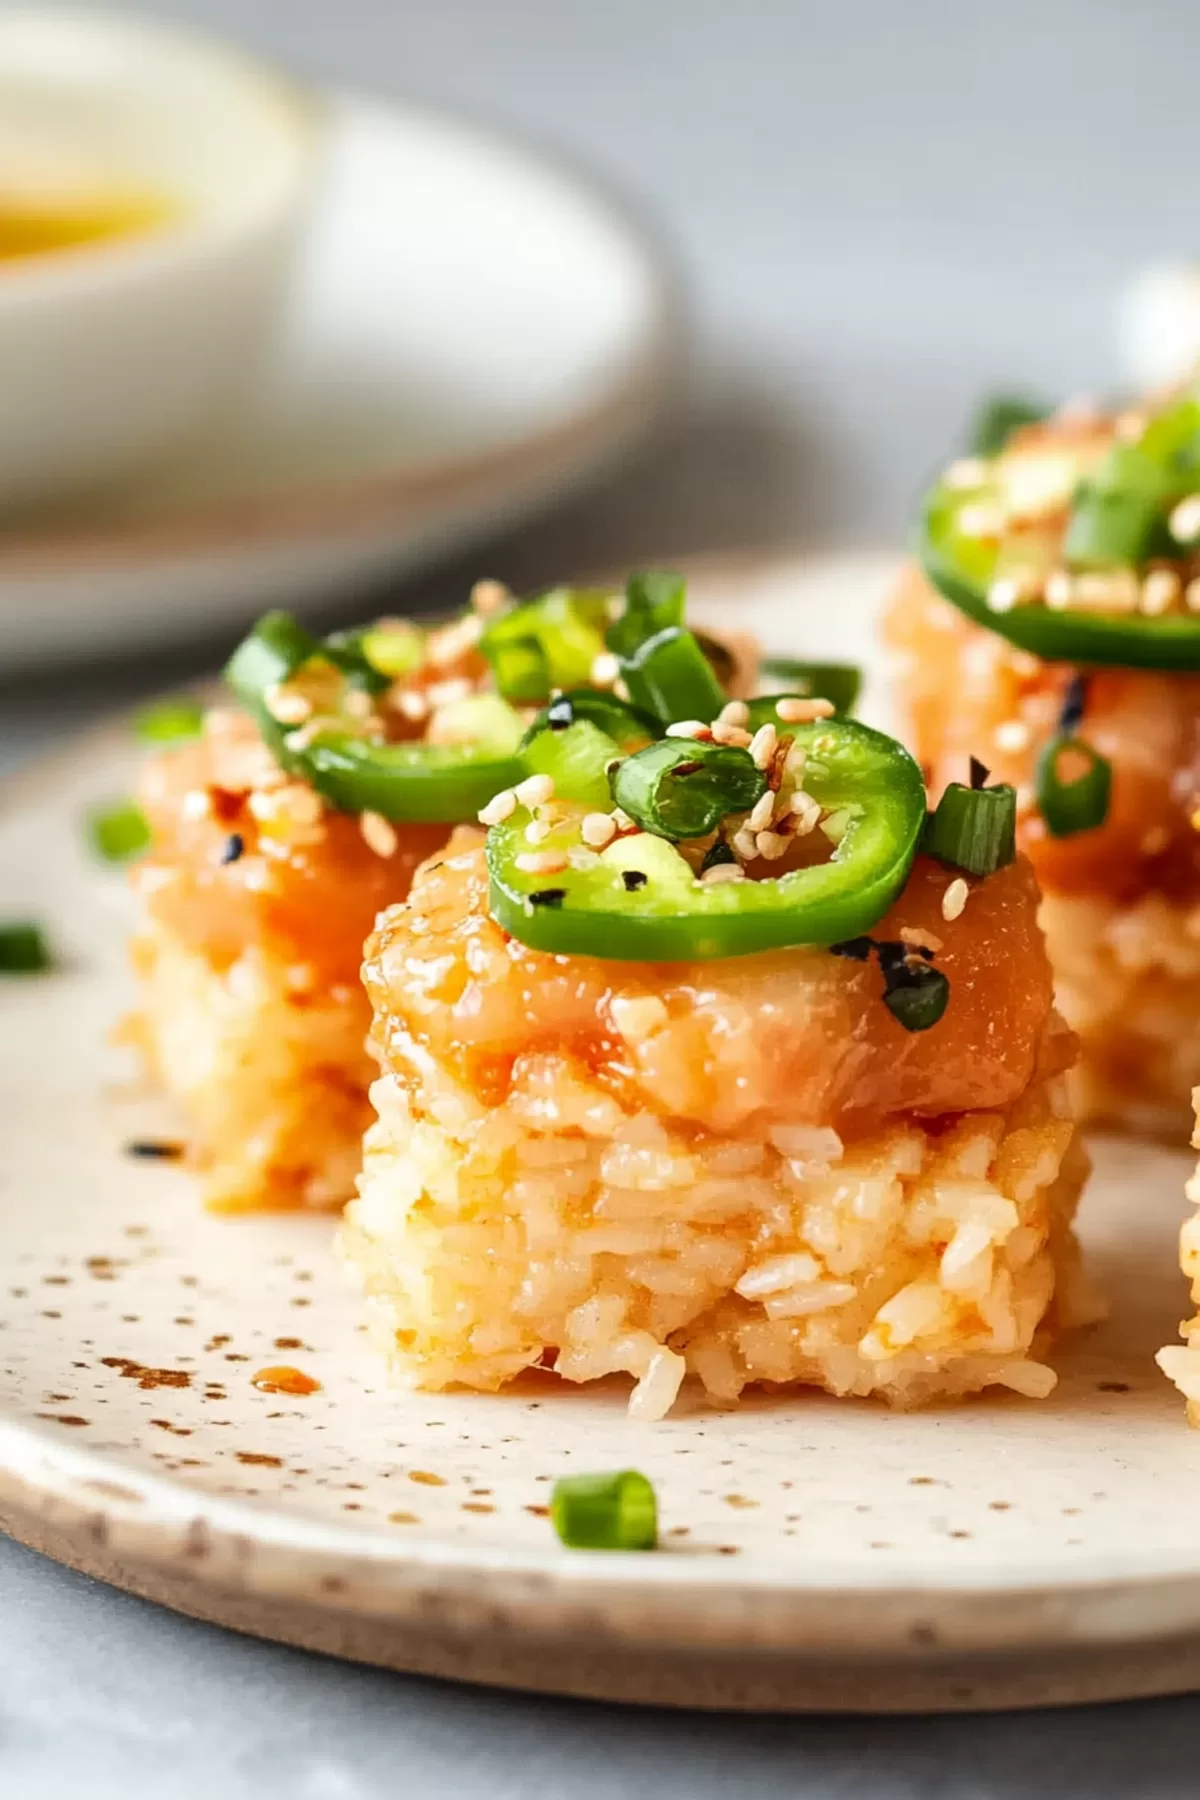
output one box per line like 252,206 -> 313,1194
550,1470 -> 658,1551
967,393 -> 1049,457
358,623 -> 426,680
758,659 -> 861,716
1035,735 -> 1112,837
612,738 -> 765,840
620,626 -> 726,725
0,921 -> 52,974
88,800 -> 151,863
923,781 -> 1017,877
486,631 -> 550,703
133,699 -> 204,745
607,570 -> 687,657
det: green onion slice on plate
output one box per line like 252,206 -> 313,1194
550,1470 -> 658,1550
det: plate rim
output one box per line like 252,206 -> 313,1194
0,83 -> 683,578
7,549 -> 1200,1710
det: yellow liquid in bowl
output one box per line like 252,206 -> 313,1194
0,188 -> 177,262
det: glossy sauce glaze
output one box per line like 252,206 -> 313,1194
364,830 -> 1065,1139
887,564 -> 1200,903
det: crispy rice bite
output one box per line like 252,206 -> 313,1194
887,561 -> 1200,1138
130,705 -> 446,1210
343,830 -> 1089,1420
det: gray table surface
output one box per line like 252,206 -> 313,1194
6,2 -> 1200,1792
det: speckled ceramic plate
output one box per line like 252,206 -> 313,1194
4,553 -> 1200,1714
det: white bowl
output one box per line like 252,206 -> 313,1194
0,8 -> 318,511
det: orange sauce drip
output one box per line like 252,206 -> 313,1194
251,1364 -> 320,1396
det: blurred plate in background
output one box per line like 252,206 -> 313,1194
0,87 -> 678,668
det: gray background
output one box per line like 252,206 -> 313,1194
6,2 -> 1200,1792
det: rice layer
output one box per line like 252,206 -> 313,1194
131,923 -> 375,1211
344,1054 -> 1088,1418
1043,891 -> 1200,1138
344,832 -> 1088,1418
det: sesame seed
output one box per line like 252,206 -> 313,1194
717,700 -> 749,727
470,578 -> 510,616
477,788 -> 516,826
748,791 -> 776,832
613,678 -> 632,702
397,690 -> 430,721
524,818 -> 552,844
1044,570 -> 1073,610
514,773 -> 555,808
427,677 -> 472,708
581,812 -> 617,847
1076,570 -> 1140,613
710,721 -> 752,747
1170,495 -> 1200,544
1187,580 -> 1200,614
181,789 -> 211,821
610,807 -> 636,833
590,651 -> 621,687
986,578 -> 1023,613
360,810 -> 398,858
1141,569 -> 1182,616
264,685 -> 312,724
788,791 -> 822,835
755,830 -> 789,861
749,723 -> 777,770
900,925 -> 943,953
776,696 -> 835,724
567,846 -> 601,871
699,862 -> 746,884
994,719 -> 1031,754
732,828 -> 759,862
427,614 -> 483,666
514,850 -> 568,875
941,877 -> 969,922
283,723 -> 320,752
665,720 -> 709,738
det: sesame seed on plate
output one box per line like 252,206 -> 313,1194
717,700 -> 749,727
514,773 -> 555,808
755,830 -> 789,861
360,810 -> 398,858
477,788 -> 516,826
732,828 -> 758,862
665,719 -> 709,738
580,812 -> 616,847
776,696 -> 835,724
427,676 -> 472,708
700,861 -> 745,884
788,791 -> 822,834
590,651 -> 621,688
610,807 -> 636,833
613,678 -> 632,702
524,818 -> 552,844
942,877 -> 969,922
986,578 -> 1025,614
749,723 -> 777,769
515,850 -> 568,875
1187,580 -> 1200,614
900,925 -> 943,953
